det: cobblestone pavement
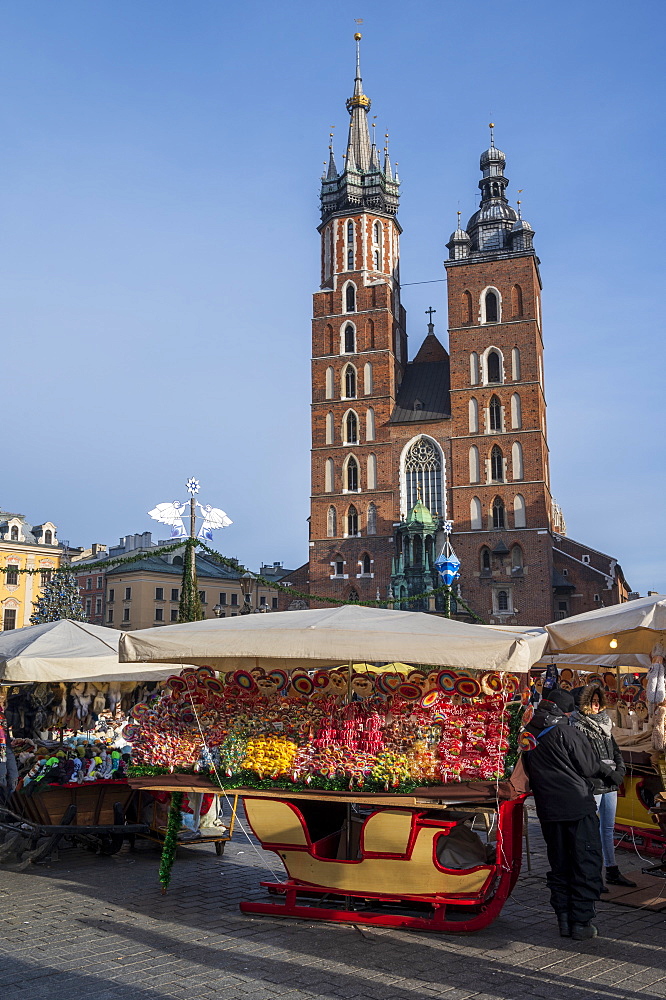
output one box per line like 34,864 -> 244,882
0,807 -> 665,1000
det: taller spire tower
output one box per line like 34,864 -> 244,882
309,35 -> 407,604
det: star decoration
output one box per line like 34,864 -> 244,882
442,520 -> 453,535
186,478 -> 200,495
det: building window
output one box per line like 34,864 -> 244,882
462,290 -> 473,324
199,591 -> 206,604
40,569 -> 52,588
327,506 -> 337,538
272,597 -> 278,609
489,395 -> 501,431
367,502 -> 377,535
44,529 -> 52,544
404,437 -> 443,516
491,445 -> 504,482
484,289 -> 499,323
97,576 -> 103,589
362,553 -> 371,574
123,608 -> 130,623
512,347 -> 521,381
344,324 -> 356,353
5,565 -> 18,586
469,446 -> 480,484
10,526 -> 19,541
557,601 -> 569,619
85,598 -> 92,615
470,352 -> 479,385
469,397 -> 479,433
513,494 -> 526,528
107,609 -> 114,624
487,350 -> 502,384
124,587 -> 131,600
470,497 -> 482,530
594,594 -> 600,602
2,608 -> 16,631
374,249 -> 380,269
497,590 -> 509,611
480,547 -> 491,572
325,411 -> 334,444
171,588 -> 179,601
155,587 -> 164,601
510,393 -> 522,429
86,577 -> 93,590
367,453 -> 377,489
346,457 -> 359,492
231,593 -> 238,606
511,545 -> 524,573
345,411 -> 358,444
512,441 -> 524,481
171,609 -> 179,621
347,248 -> 354,269
582,554 -> 591,564
108,588 -> 115,603
511,284 -> 523,318
155,608 -> 164,622
364,362 -> 373,394
335,559 -> 344,576
344,364 -> 357,398
345,285 -> 356,313
347,220 -> 354,243
95,597 -> 102,615
347,505 -> 359,536
492,497 -> 506,529
373,220 -> 382,245
365,407 -> 375,442
325,366 -> 334,399
218,592 -> 227,605
325,457 -> 334,493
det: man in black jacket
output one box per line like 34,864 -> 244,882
523,687 -> 621,940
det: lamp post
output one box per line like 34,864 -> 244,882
212,603 -> 223,618
239,571 -> 254,615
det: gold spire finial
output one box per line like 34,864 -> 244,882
354,31 -> 362,40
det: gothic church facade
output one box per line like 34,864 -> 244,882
306,38 -> 628,626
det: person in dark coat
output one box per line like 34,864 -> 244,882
571,683 -> 636,889
0,703 -> 19,815
523,687 -> 620,940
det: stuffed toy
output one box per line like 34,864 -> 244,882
647,650 -> 666,717
652,699 -> 666,752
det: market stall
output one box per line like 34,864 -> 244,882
120,606 -> 548,930
0,619 -> 234,857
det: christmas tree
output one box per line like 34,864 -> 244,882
30,570 -> 88,624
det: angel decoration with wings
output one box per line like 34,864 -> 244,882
148,479 -> 233,541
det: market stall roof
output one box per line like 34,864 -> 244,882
119,604 -> 549,673
531,652 -> 650,673
0,619 -> 185,683
545,594 -> 666,656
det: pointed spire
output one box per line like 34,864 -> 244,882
383,132 -> 393,180
326,132 -> 338,179
345,33 -> 372,173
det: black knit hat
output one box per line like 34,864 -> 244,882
541,687 -> 575,713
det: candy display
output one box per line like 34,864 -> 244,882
128,665 -> 520,792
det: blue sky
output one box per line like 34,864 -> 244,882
1,1 -> 664,595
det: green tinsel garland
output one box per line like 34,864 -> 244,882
158,791 -> 184,893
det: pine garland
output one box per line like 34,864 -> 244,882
178,539 -> 204,623
158,791 -> 184,893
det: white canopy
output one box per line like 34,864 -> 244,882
546,594 -> 666,656
0,620 -> 184,683
531,652 -> 651,672
119,604 -> 549,673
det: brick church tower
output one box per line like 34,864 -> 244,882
445,128 -> 555,624
309,35 -> 406,603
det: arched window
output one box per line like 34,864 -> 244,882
470,352 -> 479,385
343,364 -> 357,399
489,394 -> 502,431
373,249 -> 380,269
497,590 -> 509,611
510,393 -> 522,429
345,285 -> 356,313
514,494 -> 526,528
367,502 -> 377,535
468,397 -> 479,433
373,221 -> 382,245
469,446 -> 480,483
512,347 -> 521,381
325,366 -> 334,399
484,289 -> 499,323
44,530 -> 52,544
367,319 -> 375,350
345,411 -> 358,444
346,456 -> 359,492
327,506 -> 337,537
344,323 -> 356,352
404,437 -> 443,515
362,553 -> 372,575
511,545 -> 523,571
511,284 -> 523,317
462,290 -> 473,324
492,497 -> 506,529
347,220 -> 354,243
325,411 -> 334,444
365,407 -> 375,441
487,350 -> 501,383
480,546 -> 491,572
347,248 -> 354,269
367,452 -> 377,489
470,497 -> 482,530
10,525 -> 19,541
347,505 -> 359,536
325,324 -> 334,355
364,362 -> 373,394
491,445 -> 504,482
512,441 -> 524,481
325,458 -> 334,493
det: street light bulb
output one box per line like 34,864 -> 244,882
609,637 -> 618,649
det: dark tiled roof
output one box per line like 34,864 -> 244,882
390,355 -> 451,424
552,569 -> 575,590
106,554 -> 241,580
